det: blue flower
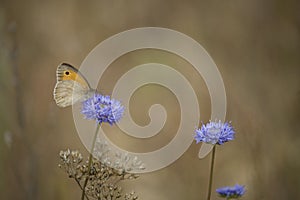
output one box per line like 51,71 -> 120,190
194,120 -> 235,145
81,93 -> 124,125
216,184 -> 245,199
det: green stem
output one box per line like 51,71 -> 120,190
207,145 -> 216,200
81,123 -> 101,200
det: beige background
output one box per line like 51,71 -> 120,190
0,0 -> 299,199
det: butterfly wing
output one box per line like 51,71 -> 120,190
54,63 -> 92,107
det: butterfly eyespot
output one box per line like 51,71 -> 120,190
65,71 -> 70,75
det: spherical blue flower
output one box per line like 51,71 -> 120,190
81,93 -> 124,125
194,120 -> 235,145
216,184 -> 245,199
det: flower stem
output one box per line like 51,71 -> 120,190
81,123 -> 101,200
76,179 -> 90,200
207,145 -> 216,200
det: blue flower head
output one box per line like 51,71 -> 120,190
216,184 -> 245,199
194,120 -> 235,145
81,93 -> 124,125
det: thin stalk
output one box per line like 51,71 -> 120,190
75,179 -> 90,200
81,123 -> 101,200
207,145 -> 216,200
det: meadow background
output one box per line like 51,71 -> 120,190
0,0 -> 299,199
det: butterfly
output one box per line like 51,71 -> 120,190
53,63 -> 95,107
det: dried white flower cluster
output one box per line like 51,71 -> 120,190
59,148 -> 144,200
59,149 -> 83,179
94,138 -> 145,173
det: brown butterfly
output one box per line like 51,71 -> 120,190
53,63 -> 95,107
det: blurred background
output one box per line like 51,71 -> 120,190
0,0 -> 299,199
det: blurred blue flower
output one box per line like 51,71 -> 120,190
81,93 -> 124,125
194,120 -> 235,145
216,184 -> 245,199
